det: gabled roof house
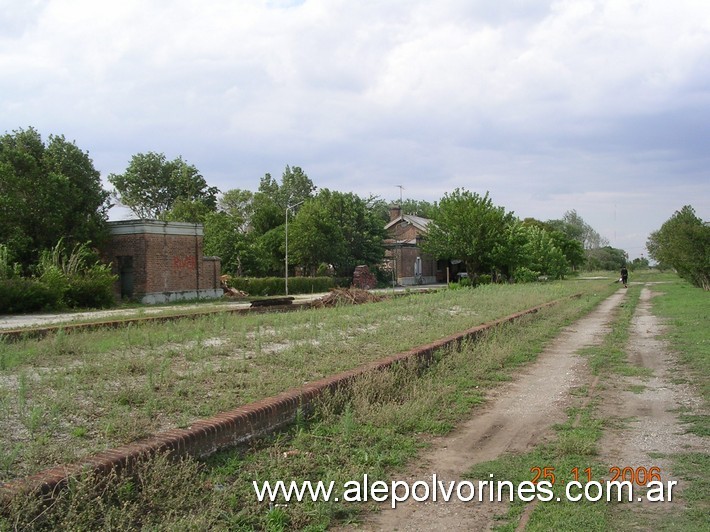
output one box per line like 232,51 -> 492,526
383,206 -> 440,285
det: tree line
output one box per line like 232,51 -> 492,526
3,126 -> 706,296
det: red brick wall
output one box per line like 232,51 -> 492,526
104,221 -> 220,301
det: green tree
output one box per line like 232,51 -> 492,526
246,166 -> 317,275
630,256 -> 650,270
422,189 -> 515,275
0,127 -> 110,268
585,246 -> 627,271
521,225 -> 569,279
289,189 -> 386,277
492,220 -> 530,280
647,205 -> 709,290
108,152 -> 218,219
203,211 -> 260,277
161,198 -> 215,223
524,218 -> 586,271
219,188 -> 254,232
560,209 -> 608,250
398,199 -> 439,219
288,195 -> 346,275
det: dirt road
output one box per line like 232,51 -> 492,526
340,285 -> 704,531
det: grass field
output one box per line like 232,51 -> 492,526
0,280 -> 611,483
4,270 -> 702,531
1,278 -> 619,530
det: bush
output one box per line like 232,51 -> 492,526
0,278 -> 62,313
65,265 -> 117,308
459,276 -> 473,288
229,276 -> 338,296
39,265 -> 69,303
0,240 -> 118,313
474,274 -> 492,287
513,267 -> 541,284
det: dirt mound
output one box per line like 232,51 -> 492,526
311,288 -> 385,308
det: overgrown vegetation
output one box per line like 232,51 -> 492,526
227,276 -> 349,296
1,280 -> 614,530
0,281 -> 608,483
0,241 -> 116,313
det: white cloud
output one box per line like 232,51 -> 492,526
1,0 -> 709,257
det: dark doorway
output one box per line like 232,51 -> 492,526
118,256 -> 134,299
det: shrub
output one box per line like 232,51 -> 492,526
513,267 -> 541,284
38,265 -> 69,304
459,276 -> 473,288
228,276 -> 338,296
0,278 -> 61,313
65,264 -> 117,308
1,240 -> 117,313
473,274 -> 492,287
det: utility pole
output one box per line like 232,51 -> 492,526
285,199 -> 305,295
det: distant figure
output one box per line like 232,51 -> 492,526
620,266 -> 628,288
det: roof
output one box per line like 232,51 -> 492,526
384,213 -> 431,233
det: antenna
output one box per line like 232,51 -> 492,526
396,185 -> 404,204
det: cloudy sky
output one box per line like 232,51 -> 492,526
2,0 -> 709,258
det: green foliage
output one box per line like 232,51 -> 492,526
584,246 -> 627,271
513,266 -> 541,283
161,198 -> 214,223
240,167 -> 318,275
475,274 -> 492,285
1,240 -> 117,312
0,127 -> 110,269
0,244 -> 21,279
458,276 -> 473,288
560,209 -> 608,250
423,189 -> 515,275
522,225 -> 569,279
647,205 -> 709,290
218,188 -> 254,232
492,220 -> 530,279
629,256 -> 650,270
108,152 -> 219,219
397,198 -> 439,219
203,211 -> 259,277
0,278 -> 61,313
289,189 -> 386,277
524,218 -> 587,271
64,264 -> 117,308
228,276 -> 338,296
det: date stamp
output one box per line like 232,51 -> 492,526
529,465 -> 677,502
530,465 -> 665,486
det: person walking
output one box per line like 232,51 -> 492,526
620,266 -> 628,288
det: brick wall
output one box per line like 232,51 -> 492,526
105,221 -> 221,304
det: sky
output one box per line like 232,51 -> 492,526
2,0 -> 709,259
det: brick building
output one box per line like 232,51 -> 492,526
383,206 -> 438,286
383,206 -> 466,285
105,220 -> 221,304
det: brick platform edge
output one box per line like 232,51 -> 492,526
0,302 -> 313,343
0,295 -> 579,506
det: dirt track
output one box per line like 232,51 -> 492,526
340,285 -> 704,531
